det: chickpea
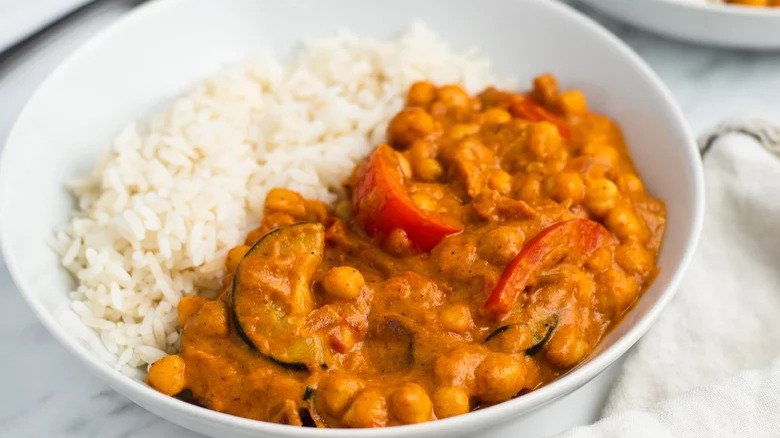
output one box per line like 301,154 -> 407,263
177,295 -> 208,328
573,267 -> 597,303
581,142 -> 619,170
524,161 -> 544,173
565,155 -> 593,174
264,187 -> 307,219
478,225 -> 524,266
596,268 -> 640,313
415,158 -> 443,182
342,389 -> 389,428
429,101 -> 448,117
264,212 -> 298,229
485,324 -> 533,355
386,228 -> 412,256
244,227 -> 266,246
584,178 -> 620,216
482,107 -> 512,125
615,240 -> 654,275
550,171 -> 585,203
387,107 -> 436,148
618,172 -> 645,194
407,81 -> 436,107
517,175 -> 542,204
147,355 -> 187,396
558,90 -> 587,116
436,237 -> 477,281
433,347 -> 483,389
225,245 -> 250,272
585,246 -> 613,273
545,325 -> 590,368
436,85 -> 471,110
411,192 -> 436,212
528,121 -> 562,159
486,169 -> 513,195
250,212 -> 297,244
522,356 -> 542,390
409,139 -> 435,158
321,266 -> 365,300
475,354 -> 526,403
320,375 -> 365,416
605,205 -> 648,241
447,123 -> 481,142
191,300 -> 229,337
547,151 -> 570,174
391,383 -> 433,424
432,386 -> 470,419
439,304 -> 474,334
304,199 -> 329,223
532,73 -> 559,106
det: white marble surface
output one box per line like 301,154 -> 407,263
1,1 -> 780,437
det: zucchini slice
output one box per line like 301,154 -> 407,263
525,314 -> 558,356
231,223 -> 325,370
365,313 -> 416,373
484,314 -> 559,356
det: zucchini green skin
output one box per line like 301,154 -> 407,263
364,313 -> 416,373
483,324 -> 512,343
484,314 -> 559,356
524,314 -> 558,356
230,223 -> 325,371
233,317 -> 308,371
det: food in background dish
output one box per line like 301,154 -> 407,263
147,78 -> 666,428
713,0 -> 779,6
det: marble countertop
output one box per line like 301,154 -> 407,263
1,1 -> 779,437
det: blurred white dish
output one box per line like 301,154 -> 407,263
580,0 -> 780,49
0,0 -> 703,436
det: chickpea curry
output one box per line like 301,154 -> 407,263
147,75 -> 666,428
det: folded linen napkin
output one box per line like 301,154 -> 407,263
557,118 -> 780,437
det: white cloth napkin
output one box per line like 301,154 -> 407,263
0,0 -> 92,52
558,119 -> 780,437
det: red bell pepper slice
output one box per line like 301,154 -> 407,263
509,97 -> 572,139
352,144 -> 462,252
483,219 -> 614,319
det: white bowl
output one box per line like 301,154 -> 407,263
579,0 -> 780,49
0,0 -> 704,436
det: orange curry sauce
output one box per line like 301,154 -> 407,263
147,75 -> 666,428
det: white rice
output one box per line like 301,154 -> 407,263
51,23 -> 506,375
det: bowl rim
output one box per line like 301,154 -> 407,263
0,0 -> 705,435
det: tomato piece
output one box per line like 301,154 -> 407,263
509,97 -> 572,139
352,144 -> 462,251
483,219 -> 614,319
